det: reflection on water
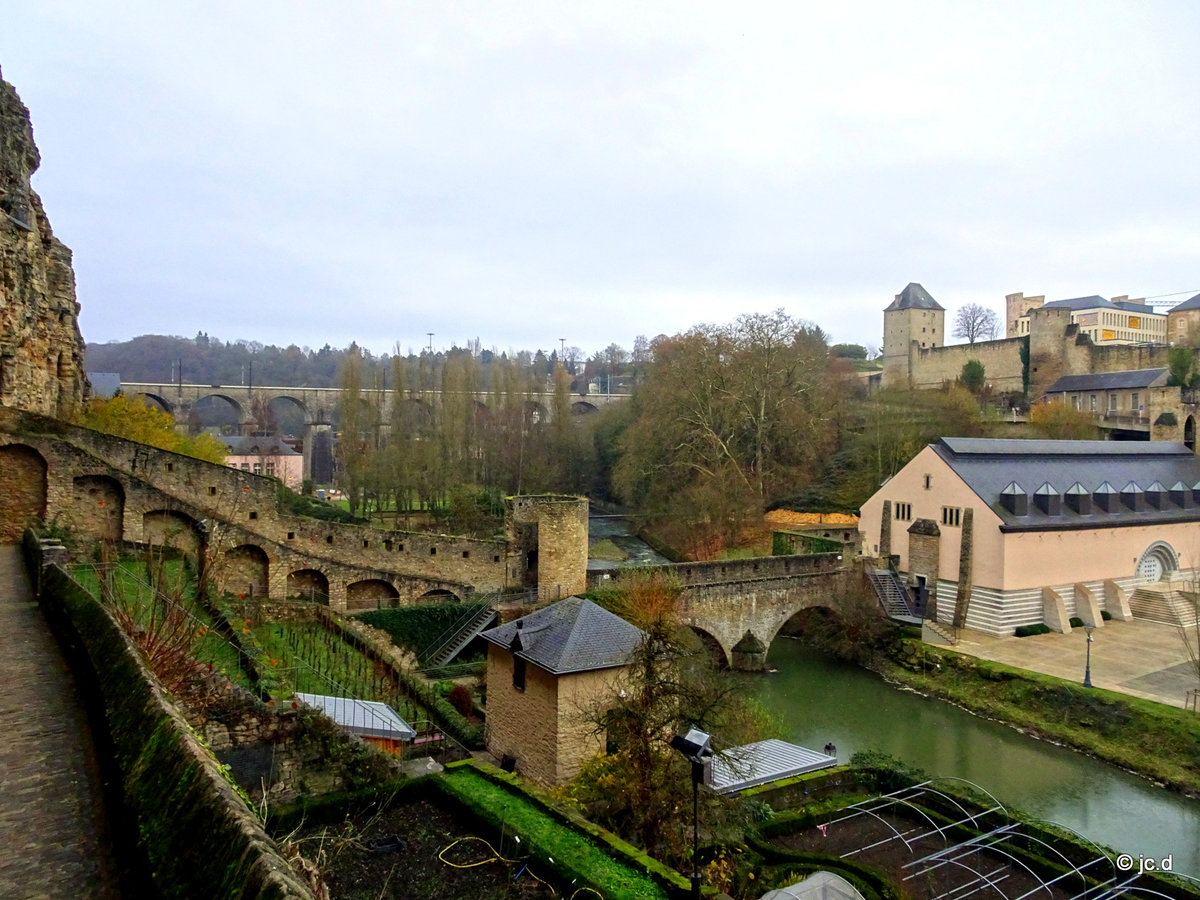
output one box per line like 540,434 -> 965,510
750,640 -> 1200,876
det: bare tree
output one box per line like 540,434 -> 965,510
952,304 -> 1000,343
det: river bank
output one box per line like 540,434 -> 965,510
879,637 -> 1200,797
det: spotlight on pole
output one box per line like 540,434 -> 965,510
670,728 -> 713,900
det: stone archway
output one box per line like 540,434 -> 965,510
1136,541 -> 1178,583
0,444 -> 47,543
72,474 -> 125,542
419,588 -> 461,602
142,510 -> 203,557
686,625 -> 729,669
287,569 -> 329,603
1186,415 -> 1196,452
223,544 -> 270,598
346,579 -> 400,611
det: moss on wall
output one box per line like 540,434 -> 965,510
28,535 -> 315,899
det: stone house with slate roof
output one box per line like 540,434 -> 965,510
1167,291 -> 1200,345
481,597 -> 645,785
859,438 -> 1200,635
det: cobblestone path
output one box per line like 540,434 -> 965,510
0,546 -> 120,898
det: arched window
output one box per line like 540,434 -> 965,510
1136,542 -> 1178,583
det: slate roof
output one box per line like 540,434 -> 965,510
884,283 -> 943,312
931,437 -> 1200,531
481,596 -> 645,675
1043,368 -> 1169,394
223,435 -> 300,456
1171,292 -> 1200,312
295,693 -> 417,740
1043,295 -> 1155,314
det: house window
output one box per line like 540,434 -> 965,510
266,463 -> 275,476
253,463 -> 262,475
240,463 -> 251,470
1131,392 -> 1139,411
1108,393 -> 1117,412
894,502 -> 912,521
1089,394 -> 1097,412
1071,395 -> 1080,410
923,475 -> 932,490
941,506 -> 961,527
512,657 -> 526,691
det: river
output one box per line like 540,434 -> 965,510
750,641 -> 1200,877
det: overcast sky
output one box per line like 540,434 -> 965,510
4,2 -> 1199,359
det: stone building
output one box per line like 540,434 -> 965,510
0,67 -> 88,419
859,437 -> 1200,635
1166,292 -> 1200,345
1010,294 -> 1166,344
481,597 -> 644,785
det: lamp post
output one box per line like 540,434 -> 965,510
670,727 -> 713,900
1083,624 -> 1095,688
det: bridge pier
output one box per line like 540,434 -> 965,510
731,631 -> 768,671
303,422 -> 333,484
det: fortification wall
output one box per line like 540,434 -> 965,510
0,69 -> 87,418
909,338 -> 1024,392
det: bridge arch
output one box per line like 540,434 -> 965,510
570,401 -> 598,415
0,444 -> 47,543
525,400 -> 547,426
142,509 -> 203,557
686,625 -> 729,669
131,392 -> 173,415
267,395 -> 309,434
287,568 -> 329,603
223,544 -> 270,598
192,394 -> 249,431
346,578 -> 400,611
72,474 -> 125,542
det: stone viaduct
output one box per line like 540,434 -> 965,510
590,553 -> 858,670
0,406 -> 588,611
119,381 -> 630,480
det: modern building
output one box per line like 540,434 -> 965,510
1011,294 -> 1166,344
859,438 -> 1200,635
480,596 -> 644,785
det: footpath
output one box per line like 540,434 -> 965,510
951,617 -> 1196,708
0,545 -> 120,898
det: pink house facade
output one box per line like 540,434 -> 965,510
222,436 -> 303,490
859,438 -> 1200,635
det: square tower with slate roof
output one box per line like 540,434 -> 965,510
881,283 -> 945,388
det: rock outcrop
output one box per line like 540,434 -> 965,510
0,66 -> 87,418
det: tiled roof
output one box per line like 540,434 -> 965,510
223,435 -> 301,456
1042,295 -> 1155,314
884,283 -> 943,312
932,438 -> 1200,531
481,597 -> 645,674
1043,368 -> 1169,394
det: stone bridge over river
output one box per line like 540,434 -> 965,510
591,554 -> 858,670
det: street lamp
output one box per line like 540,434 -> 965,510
670,727 -> 713,900
1083,624 -> 1095,688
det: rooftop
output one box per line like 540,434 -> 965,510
1043,368 -> 1169,394
931,438 -> 1200,531
295,693 -> 417,741
1170,291 -> 1200,313
884,283 -> 943,312
481,596 -> 645,675
708,739 -> 839,793
1041,295 -> 1156,315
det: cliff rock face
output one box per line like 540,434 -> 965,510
0,66 -> 87,419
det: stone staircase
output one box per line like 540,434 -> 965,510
868,569 -> 913,619
424,603 -> 499,668
1129,582 -> 1200,627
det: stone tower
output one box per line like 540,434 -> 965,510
881,283 -> 944,388
506,495 -> 589,603
0,67 -> 88,419
1005,291 -> 1045,338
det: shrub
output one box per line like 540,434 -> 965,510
1069,616 -> 1084,628
447,684 -> 473,717
1100,610 -> 1112,621
1014,623 -> 1051,637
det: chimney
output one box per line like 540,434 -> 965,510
1170,481 -> 1194,508
1145,481 -> 1168,510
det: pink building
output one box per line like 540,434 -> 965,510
222,436 -> 303,490
859,438 -> 1200,635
